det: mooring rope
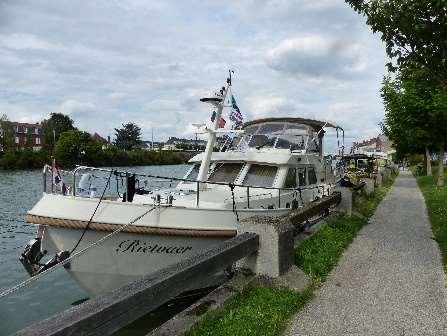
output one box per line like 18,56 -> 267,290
70,169 -> 114,254
0,206 -> 157,300
229,183 -> 239,222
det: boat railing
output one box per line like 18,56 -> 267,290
42,165 -> 333,209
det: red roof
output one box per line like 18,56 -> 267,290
92,132 -> 108,144
11,122 -> 42,128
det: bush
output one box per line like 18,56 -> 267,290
0,149 -> 49,170
408,154 -> 424,166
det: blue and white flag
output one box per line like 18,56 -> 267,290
229,95 -> 243,126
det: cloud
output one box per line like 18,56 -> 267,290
0,0 -> 387,149
59,99 -> 95,116
266,35 -> 365,79
0,33 -> 62,51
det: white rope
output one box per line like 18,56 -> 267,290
0,206 -> 157,299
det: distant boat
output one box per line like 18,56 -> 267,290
21,74 -> 344,296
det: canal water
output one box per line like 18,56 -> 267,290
0,165 -> 204,336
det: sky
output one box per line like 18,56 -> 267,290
0,0 -> 388,151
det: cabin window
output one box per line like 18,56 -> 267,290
357,159 -> 369,169
207,162 -> 243,183
242,164 -> 277,187
284,168 -> 297,188
185,164 -> 200,181
258,123 -> 285,135
308,167 -> 317,185
248,134 -> 271,148
297,168 -> 306,186
229,135 -> 242,149
248,123 -> 284,149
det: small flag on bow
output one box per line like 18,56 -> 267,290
52,159 -> 68,195
218,117 -> 226,128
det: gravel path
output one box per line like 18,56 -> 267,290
287,171 -> 447,335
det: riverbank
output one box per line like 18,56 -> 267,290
0,148 -> 193,170
186,173 -> 397,336
415,167 -> 447,272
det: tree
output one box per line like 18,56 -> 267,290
0,114 -> 15,152
346,0 -> 447,185
345,1 -> 447,85
41,113 -> 76,150
114,122 -> 142,150
54,130 -> 102,167
382,64 -> 447,180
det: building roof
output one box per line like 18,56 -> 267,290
91,132 -> 108,144
11,122 -> 42,128
241,117 -> 339,131
353,136 -> 381,149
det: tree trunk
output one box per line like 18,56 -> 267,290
425,147 -> 432,176
437,143 -> 444,187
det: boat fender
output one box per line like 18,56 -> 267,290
37,250 -> 71,274
77,173 -> 92,196
20,238 -> 45,276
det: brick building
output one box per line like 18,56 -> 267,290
10,122 -> 43,151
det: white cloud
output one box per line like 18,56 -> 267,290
0,33 -> 62,51
0,0 -> 387,148
266,35 -> 365,79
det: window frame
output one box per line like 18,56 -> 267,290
307,167 -> 318,185
242,164 -> 278,188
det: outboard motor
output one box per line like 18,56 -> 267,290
20,238 -> 44,276
37,251 -> 71,274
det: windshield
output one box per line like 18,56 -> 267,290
242,164 -> 278,187
233,122 -> 314,151
184,164 -> 200,181
207,162 -> 244,183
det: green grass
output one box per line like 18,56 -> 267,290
415,169 -> 447,271
187,286 -> 313,336
354,175 -> 397,218
294,215 -> 366,283
187,173 -> 398,336
295,173 -> 397,283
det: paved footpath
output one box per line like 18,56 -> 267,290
287,171 -> 447,336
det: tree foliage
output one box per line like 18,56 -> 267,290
0,114 -> 15,152
114,122 -> 142,150
382,64 -> 447,175
54,130 -> 102,167
41,113 -> 76,150
346,0 -> 447,184
345,0 -> 447,85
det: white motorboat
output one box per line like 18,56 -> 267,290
21,74 -> 344,295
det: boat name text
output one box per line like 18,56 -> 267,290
116,240 -> 193,254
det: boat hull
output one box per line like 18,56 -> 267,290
42,226 -> 227,295
28,194 -> 291,295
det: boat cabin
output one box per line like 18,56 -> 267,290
180,118 -> 336,192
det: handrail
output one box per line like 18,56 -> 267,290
43,164 -> 335,210
70,165 -> 327,192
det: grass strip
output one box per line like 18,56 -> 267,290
354,175 -> 396,218
187,286 -> 313,336
415,169 -> 447,272
294,215 -> 366,283
188,172 -> 397,336
295,173 -> 396,283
